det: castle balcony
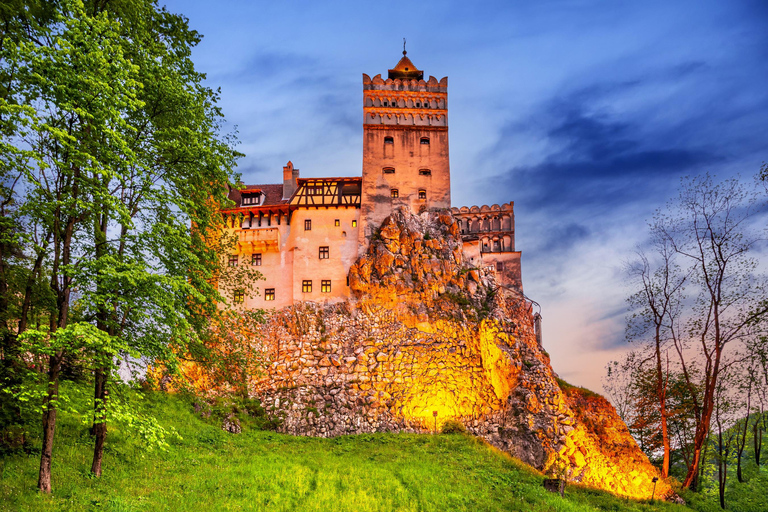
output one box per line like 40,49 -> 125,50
238,227 -> 280,253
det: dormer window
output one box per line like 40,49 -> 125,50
420,137 -> 430,145
383,167 -> 395,174
241,193 -> 260,206
419,169 -> 431,176
384,136 -> 394,144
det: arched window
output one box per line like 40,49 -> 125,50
383,167 -> 395,174
384,136 -> 394,144
390,189 -> 399,198
420,137 -> 430,145
419,168 -> 431,175
418,189 -> 426,200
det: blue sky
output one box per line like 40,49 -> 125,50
162,0 -> 768,391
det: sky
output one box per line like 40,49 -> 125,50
161,0 -> 768,393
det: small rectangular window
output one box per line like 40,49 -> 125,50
390,189 -> 399,198
233,289 -> 245,304
319,246 -> 329,259
384,136 -> 394,144
264,288 -> 275,301
302,280 -> 312,293
352,220 -> 357,227
304,219 -> 311,231
321,280 -> 331,293
496,262 -> 504,271
418,190 -> 427,200
252,253 -> 262,266
334,219 -> 340,227
419,169 -> 431,175
383,167 -> 395,174
228,255 -> 238,267
420,137 -> 430,145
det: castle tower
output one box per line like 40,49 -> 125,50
359,51 -> 450,243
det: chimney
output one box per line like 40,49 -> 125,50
282,161 -> 299,200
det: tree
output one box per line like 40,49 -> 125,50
1,0 -> 242,492
625,232 -> 687,478
641,174 -> 768,489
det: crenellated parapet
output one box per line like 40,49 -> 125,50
363,73 -> 448,92
451,202 -> 516,251
363,71 -> 448,128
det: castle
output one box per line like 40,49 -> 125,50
220,51 -> 522,309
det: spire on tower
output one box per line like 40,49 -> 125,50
388,41 -> 423,80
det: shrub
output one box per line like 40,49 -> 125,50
441,419 -> 467,434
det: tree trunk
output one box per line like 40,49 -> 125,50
18,241 -> 49,334
754,415 -> 763,467
38,197 -> 75,493
656,341 -> 670,478
682,350 -> 720,489
718,456 -> 726,510
90,367 -> 108,476
38,352 -> 62,494
717,425 -> 726,510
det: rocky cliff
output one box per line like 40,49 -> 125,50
187,208 -> 671,500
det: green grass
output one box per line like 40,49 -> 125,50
0,387 -> 697,511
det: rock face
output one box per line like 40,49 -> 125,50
203,208 -> 670,499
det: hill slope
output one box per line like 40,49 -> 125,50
1,389 -> 691,512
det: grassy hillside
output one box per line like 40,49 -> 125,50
0,386 -> 697,512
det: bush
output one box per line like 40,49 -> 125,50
441,419 -> 467,434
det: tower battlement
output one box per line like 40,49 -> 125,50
363,73 -> 448,91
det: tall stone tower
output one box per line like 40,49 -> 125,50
359,51 -> 450,244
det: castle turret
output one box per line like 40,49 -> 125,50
359,51 -> 450,244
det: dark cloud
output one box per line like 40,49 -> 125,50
488,92 -> 722,222
537,222 -> 590,253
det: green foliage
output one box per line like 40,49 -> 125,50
440,418 -> 467,434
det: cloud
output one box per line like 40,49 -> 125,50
490,94 -> 722,221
